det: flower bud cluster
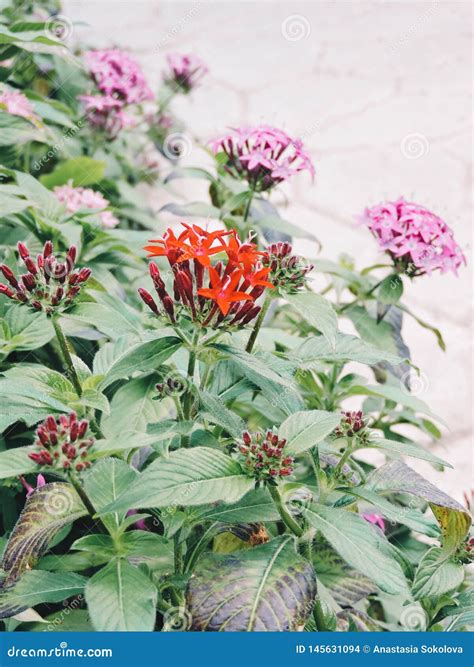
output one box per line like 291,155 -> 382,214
334,411 -> 369,440
28,413 -> 94,474
236,430 -> 294,484
0,241 -> 91,315
261,242 -> 313,292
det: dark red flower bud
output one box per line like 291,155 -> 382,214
67,246 -> 77,265
138,288 -> 159,315
24,257 -> 37,274
0,284 -> 15,299
46,416 -> 57,432
77,268 -> 91,283
17,242 -> 29,260
78,420 -> 88,438
75,462 -> 85,472
0,265 -> 19,289
31,300 -> 42,310
43,241 -> 53,258
161,295 -> 175,322
243,431 -> 251,445
21,273 -> 36,292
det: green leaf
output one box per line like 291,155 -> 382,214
0,306 -> 54,354
101,447 -> 254,514
15,171 -> 63,219
2,483 -> 87,582
301,503 -> 409,595
85,559 -> 157,631
192,488 -> 280,525
279,410 -> 341,455
0,445 -> 38,479
412,547 -> 464,600
366,438 -> 451,468
40,157 -> 106,188
198,390 -> 246,438
346,383 -> 439,420
83,459 -> 138,534
100,336 -> 181,389
0,571 -> 86,619
68,303 -> 142,339
313,539 -> 376,607
295,332 -> 403,367
286,292 -> 337,347
366,461 -> 471,551
186,536 -> 316,631
378,274 -> 404,305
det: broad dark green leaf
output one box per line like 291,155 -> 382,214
100,336 -> 181,389
0,570 -> 86,619
83,459 -> 138,533
101,447 -> 254,514
366,438 -> 451,468
285,292 -> 338,347
85,559 -> 157,631
0,446 -> 38,479
192,489 -> 280,525
295,332 -> 403,367
279,410 -> 341,455
412,547 -> 465,600
301,503 -> 409,595
186,536 -> 316,631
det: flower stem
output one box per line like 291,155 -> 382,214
243,190 -> 254,223
245,291 -> 272,353
268,484 -> 304,538
52,316 -> 82,397
333,439 -> 354,478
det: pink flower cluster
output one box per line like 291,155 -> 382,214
54,183 -> 119,228
209,125 -> 315,191
80,49 -> 153,134
0,88 -> 37,121
164,53 -> 208,92
361,198 -> 465,276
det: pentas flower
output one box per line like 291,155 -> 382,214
20,474 -> 46,497
363,513 -> 385,532
164,53 -> 208,93
54,182 -> 119,228
360,198 -> 466,276
0,241 -> 91,315
261,242 -> 313,292
0,88 -> 37,121
83,49 -> 153,105
139,223 -> 274,328
28,413 -> 94,474
81,49 -> 152,136
79,94 -> 135,135
209,125 -> 315,192
236,430 -> 294,485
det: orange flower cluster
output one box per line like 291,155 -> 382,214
139,223 -> 274,327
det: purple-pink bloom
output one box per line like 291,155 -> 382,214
164,53 -> 208,92
360,198 -> 466,276
209,125 -> 315,192
363,513 -> 385,532
126,510 -> 149,531
54,182 -> 119,228
83,49 -> 153,105
0,88 -> 37,121
20,473 -> 46,497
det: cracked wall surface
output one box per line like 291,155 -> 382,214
64,0 -> 472,501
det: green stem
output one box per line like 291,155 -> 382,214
183,329 -> 200,420
52,317 -> 82,397
268,484 -> 304,538
333,439 -> 354,478
174,532 -> 184,574
242,190 -> 254,223
69,474 -> 110,535
245,291 -> 272,353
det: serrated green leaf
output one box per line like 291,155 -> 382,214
301,503 -> 409,595
286,292 -> 337,347
85,559 -> 157,631
279,410 -> 341,455
101,447 -> 253,514
83,459 -> 137,533
412,547 -> 464,600
366,438 -> 451,467
295,332 -> 403,367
